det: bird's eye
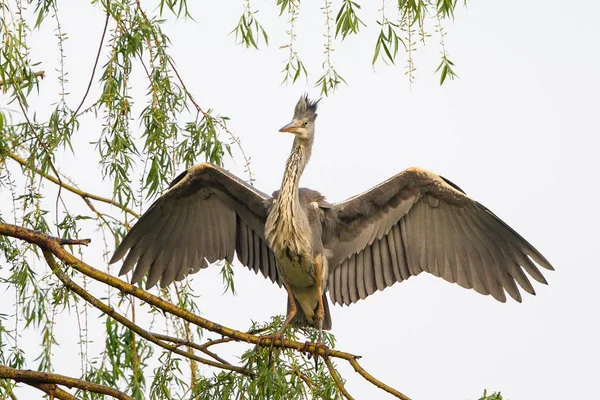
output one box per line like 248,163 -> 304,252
303,121 -> 308,126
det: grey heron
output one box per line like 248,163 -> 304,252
110,95 -> 554,348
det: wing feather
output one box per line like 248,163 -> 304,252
341,257 -> 350,305
363,246 -> 376,296
371,240 -> 385,291
325,167 -> 553,305
386,225 -> 401,283
380,235 -> 395,287
110,163 -> 281,288
348,255 -> 358,303
355,251 -> 367,300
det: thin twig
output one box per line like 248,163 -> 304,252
325,357 -> 354,400
150,332 -> 232,366
57,237 -> 91,246
72,11 -> 109,117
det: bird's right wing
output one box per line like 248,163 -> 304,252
109,163 -> 282,289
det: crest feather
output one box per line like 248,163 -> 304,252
294,94 -> 320,119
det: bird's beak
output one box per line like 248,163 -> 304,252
279,121 -> 302,134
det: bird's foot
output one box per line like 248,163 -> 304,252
255,332 -> 286,367
312,337 -> 329,371
301,340 -> 312,356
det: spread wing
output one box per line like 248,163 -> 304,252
109,163 -> 282,289
324,167 -> 554,305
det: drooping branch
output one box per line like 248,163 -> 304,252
0,366 -> 133,400
0,222 -> 412,400
4,151 -> 140,219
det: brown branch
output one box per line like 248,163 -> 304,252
150,332 -> 232,366
58,237 -> 91,246
325,357 -> 354,400
197,326 -> 269,351
0,70 -> 45,87
0,222 -> 411,400
29,383 -> 79,400
41,250 -> 251,376
349,358 -> 410,400
5,151 -> 140,219
0,366 -> 132,400
288,369 -> 314,395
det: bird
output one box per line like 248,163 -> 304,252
110,94 -> 554,348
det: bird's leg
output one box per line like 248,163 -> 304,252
314,254 -> 325,344
277,282 -> 298,338
266,282 -> 297,365
313,254 -> 326,369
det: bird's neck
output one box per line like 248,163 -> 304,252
265,137 -> 313,254
279,137 -> 312,201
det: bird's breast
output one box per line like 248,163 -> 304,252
265,199 -> 312,255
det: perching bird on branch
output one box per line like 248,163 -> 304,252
110,95 -> 553,347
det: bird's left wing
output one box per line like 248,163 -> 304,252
323,167 -> 554,305
110,163 -> 282,288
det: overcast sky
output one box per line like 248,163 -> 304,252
2,0 -> 599,399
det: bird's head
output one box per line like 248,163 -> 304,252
279,94 -> 320,140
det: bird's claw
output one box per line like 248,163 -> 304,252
311,338 -> 329,371
256,332 -> 286,367
301,340 -> 312,356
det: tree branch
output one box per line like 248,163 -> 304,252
0,222 -> 412,400
325,357 -> 354,400
0,366 -> 133,400
349,358 -> 410,400
150,332 -> 233,366
29,383 -> 79,400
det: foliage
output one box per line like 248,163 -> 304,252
479,389 -> 504,400
0,0 -> 475,399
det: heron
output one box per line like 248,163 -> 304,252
110,95 -> 554,349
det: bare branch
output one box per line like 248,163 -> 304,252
72,11 -> 110,117
28,383 -> 79,400
325,357 -> 354,400
0,366 -> 133,400
349,358 -> 410,400
150,332 -> 232,366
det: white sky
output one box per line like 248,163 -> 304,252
2,0 -> 599,399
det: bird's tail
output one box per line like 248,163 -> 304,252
289,293 -> 332,331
